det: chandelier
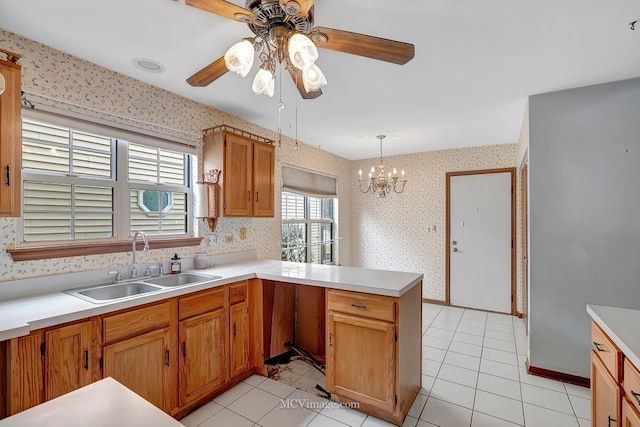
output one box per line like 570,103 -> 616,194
224,25 -> 326,97
357,135 -> 407,198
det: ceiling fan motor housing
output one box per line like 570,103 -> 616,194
246,0 -> 313,39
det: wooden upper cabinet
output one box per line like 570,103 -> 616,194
252,141 -> 275,217
224,134 -> 253,216
0,49 -> 22,217
202,125 -> 275,218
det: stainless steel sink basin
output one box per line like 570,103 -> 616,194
66,282 -> 163,303
143,272 -> 220,287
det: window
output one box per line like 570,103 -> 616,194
281,192 -> 335,264
20,116 -> 192,244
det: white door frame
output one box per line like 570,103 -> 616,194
445,168 -> 517,315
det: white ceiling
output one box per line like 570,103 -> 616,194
0,0 -> 638,160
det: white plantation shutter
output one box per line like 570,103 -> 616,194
20,111 -> 192,244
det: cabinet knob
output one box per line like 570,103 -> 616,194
592,341 -> 605,352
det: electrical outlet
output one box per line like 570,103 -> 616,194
225,235 -> 234,243
240,227 -> 247,240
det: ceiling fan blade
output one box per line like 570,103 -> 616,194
187,56 -> 229,87
287,64 -> 322,99
279,0 -> 314,17
182,0 -> 256,22
311,27 -> 414,65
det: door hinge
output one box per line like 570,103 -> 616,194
223,202 -> 227,209
40,341 -> 46,356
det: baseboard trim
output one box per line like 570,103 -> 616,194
525,359 -> 590,388
422,298 -> 446,305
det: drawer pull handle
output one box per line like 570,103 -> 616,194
84,349 -> 89,370
234,291 -> 246,296
592,341 -> 605,352
608,415 -> 616,426
351,304 -> 366,309
631,390 -> 640,406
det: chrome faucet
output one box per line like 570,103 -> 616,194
131,231 -> 149,278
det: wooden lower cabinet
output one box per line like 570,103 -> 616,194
326,311 -> 396,413
6,333 -> 44,415
623,398 -> 640,426
44,321 -> 92,401
6,320 -> 95,415
325,286 -> 422,425
230,300 -> 249,378
103,327 -> 176,413
179,308 -> 226,405
591,351 -> 621,427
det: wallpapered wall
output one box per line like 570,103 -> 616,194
0,29 -> 352,283
0,29 -> 523,313
350,144 -> 521,308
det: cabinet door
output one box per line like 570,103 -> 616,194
45,321 -> 92,401
623,398 -> 640,427
103,327 -> 176,413
326,311 -> 396,414
6,333 -> 44,415
0,57 -> 22,217
223,134 -> 253,216
592,351 -> 621,427
252,141 -> 274,217
230,301 -> 249,378
179,308 -> 226,405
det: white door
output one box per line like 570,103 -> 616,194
449,171 -> 513,313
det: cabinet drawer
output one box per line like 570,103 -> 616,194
327,289 -> 395,322
229,281 -> 248,305
103,301 -> 172,343
591,321 -> 622,382
625,358 -> 640,413
179,287 -> 225,320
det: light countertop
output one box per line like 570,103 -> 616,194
0,377 -> 183,427
587,304 -> 640,369
0,259 -> 423,341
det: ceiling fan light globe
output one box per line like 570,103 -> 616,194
302,64 -> 327,92
252,68 -> 274,96
224,40 -> 254,77
288,33 -> 318,70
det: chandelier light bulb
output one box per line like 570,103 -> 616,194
302,64 -> 327,92
252,67 -> 274,96
224,40 -> 254,77
288,33 -> 318,70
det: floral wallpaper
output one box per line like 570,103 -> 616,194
350,144 -> 523,311
0,29 -> 352,284
0,29 -> 525,314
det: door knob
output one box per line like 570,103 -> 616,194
452,248 -> 458,252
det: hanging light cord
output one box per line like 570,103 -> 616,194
277,64 -> 284,147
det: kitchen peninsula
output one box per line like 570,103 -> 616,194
0,258 -> 423,426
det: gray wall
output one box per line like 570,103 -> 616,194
529,77 -> 640,378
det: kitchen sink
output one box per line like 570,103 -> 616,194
66,282 -> 163,304
142,272 -> 221,287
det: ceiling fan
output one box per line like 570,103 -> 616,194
177,0 -> 415,99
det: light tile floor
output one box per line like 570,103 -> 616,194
179,303 -> 591,427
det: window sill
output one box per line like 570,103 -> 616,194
7,237 -> 203,262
